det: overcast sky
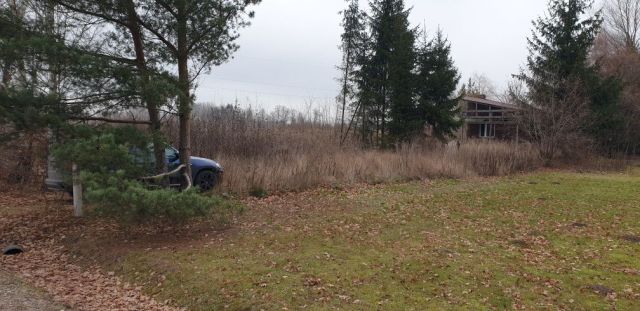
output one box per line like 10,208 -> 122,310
195,0 -> 556,113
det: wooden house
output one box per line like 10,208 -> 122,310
459,96 -> 520,140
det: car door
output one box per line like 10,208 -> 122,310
165,147 -> 183,187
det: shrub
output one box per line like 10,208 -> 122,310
52,125 -> 155,179
52,125 -> 235,222
83,172 -> 237,222
248,186 -> 269,198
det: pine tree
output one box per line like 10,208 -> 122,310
353,33 -> 376,146
518,0 -> 623,157
0,1 -> 77,140
338,0 -> 366,144
523,0 -> 601,92
415,30 -> 462,140
49,0 -> 261,178
366,0 -> 417,146
134,0 -> 261,177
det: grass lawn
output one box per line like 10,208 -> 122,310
115,170 -> 640,310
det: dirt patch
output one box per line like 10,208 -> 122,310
1,204 -> 186,311
527,230 -> 544,237
621,235 -> 640,243
62,219 -> 231,268
303,277 -> 323,287
0,191 -> 64,217
586,285 -> 615,297
0,270 -> 68,311
510,239 -> 530,248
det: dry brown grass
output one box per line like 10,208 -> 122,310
215,140 -> 542,195
1,106 -> 544,195
162,105 -> 542,195
550,153 -> 637,173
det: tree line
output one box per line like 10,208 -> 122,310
0,0 -> 261,220
338,0 -> 640,159
511,0 -> 640,159
2,0 -> 640,180
0,0 -> 261,179
513,0 -> 625,160
337,0 -> 461,148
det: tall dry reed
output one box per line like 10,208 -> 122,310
166,105 -> 543,194
217,141 -> 542,194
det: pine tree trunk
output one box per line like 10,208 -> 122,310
362,102 -> 367,147
124,0 -> 167,180
1,58 -> 12,91
177,4 -> 193,184
381,83 -> 387,148
340,50 -> 351,142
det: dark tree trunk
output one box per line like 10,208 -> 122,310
124,0 -> 167,179
1,63 -> 11,90
176,3 -> 193,182
340,50 -> 351,143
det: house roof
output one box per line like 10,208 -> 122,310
463,96 -> 519,110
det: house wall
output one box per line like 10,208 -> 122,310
466,124 -> 517,140
459,99 -> 520,141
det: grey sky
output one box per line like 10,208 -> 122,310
195,0 -> 552,112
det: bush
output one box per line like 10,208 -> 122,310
83,172 -> 237,222
52,125 -> 155,179
52,125 -> 235,222
248,186 -> 269,198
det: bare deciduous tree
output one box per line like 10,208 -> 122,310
463,73 -> 499,99
598,0 -> 640,153
593,36 -> 640,153
512,76 -> 592,161
604,0 -> 640,51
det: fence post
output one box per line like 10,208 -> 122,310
72,163 -> 84,217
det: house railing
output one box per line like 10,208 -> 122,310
463,110 -> 518,125
463,109 -> 518,119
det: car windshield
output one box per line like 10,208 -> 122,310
131,145 -> 180,165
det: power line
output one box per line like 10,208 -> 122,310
236,55 -> 340,69
199,85 -> 335,101
206,76 -> 337,94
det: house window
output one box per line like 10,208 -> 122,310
479,124 -> 495,138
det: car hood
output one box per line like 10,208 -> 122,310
191,156 -> 224,172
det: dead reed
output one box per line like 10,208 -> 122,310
171,105 -> 543,195
215,140 -> 542,194
0,105 -> 544,195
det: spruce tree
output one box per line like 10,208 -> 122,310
367,0 -> 417,146
338,0 -> 366,144
522,0 -> 601,93
415,30 -> 462,140
353,33 -> 376,146
519,0 -> 623,156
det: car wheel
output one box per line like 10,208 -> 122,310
195,170 -> 219,192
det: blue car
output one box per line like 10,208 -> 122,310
46,146 -> 224,192
163,147 -> 224,191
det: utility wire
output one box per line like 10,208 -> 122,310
206,77 -> 337,94
199,85 -> 335,101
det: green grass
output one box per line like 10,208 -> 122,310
116,170 -> 640,310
